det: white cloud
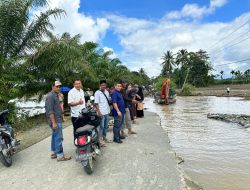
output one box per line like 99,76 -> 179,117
103,47 -> 117,59
37,0 -> 110,43
33,0 -> 249,78
108,12 -> 250,77
166,0 -> 228,20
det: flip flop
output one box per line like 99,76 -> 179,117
105,139 -> 113,143
57,156 -> 72,161
51,154 -> 57,159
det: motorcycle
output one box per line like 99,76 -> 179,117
0,110 -> 20,167
74,103 -> 101,174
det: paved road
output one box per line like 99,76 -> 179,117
0,111 -> 182,190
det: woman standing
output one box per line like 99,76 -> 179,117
136,86 -> 144,118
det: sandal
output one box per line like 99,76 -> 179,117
128,131 -> 137,134
100,142 -> 106,147
57,156 -> 72,161
51,154 -> 57,159
105,139 -> 113,143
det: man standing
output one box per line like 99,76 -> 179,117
94,80 -> 111,146
45,81 -> 71,161
111,82 -> 126,143
68,79 -> 86,139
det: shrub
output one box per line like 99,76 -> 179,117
180,83 -> 196,96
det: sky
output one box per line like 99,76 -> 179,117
43,0 -> 250,77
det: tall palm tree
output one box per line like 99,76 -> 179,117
175,49 -> 191,90
161,50 -> 174,75
176,49 -> 189,67
230,70 -> 235,83
220,70 -> 224,80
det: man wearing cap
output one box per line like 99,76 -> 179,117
45,81 -> 71,161
68,79 -> 86,139
94,80 -> 112,146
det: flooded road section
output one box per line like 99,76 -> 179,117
145,96 -> 250,190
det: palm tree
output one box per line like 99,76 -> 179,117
175,49 -> 191,90
0,0 -> 65,107
230,70 -> 235,83
161,50 -> 174,75
220,70 -> 224,80
196,49 -> 209,61
176,49 -> 189,67
244,69 -> 250,82
0,0 -> 65,59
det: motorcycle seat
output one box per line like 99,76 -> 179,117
75,124 -> 95,133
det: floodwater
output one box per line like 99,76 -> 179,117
145,96 -> 250,190
11,99 -> 45,117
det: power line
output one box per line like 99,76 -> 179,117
214,58 -> 250,67
211,35 -> 250,57
212,28 -> 250,52
208,19 -> 250,51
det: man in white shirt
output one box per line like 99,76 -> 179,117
94,80 -> 111,146
68,79 -> 86,138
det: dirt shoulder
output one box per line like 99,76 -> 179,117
193,84 -> 250,97
16,115 -> 72,151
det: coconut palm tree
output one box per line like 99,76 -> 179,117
220,70 -> 224,80
230,70 -> 235,83
161,50 -> 174,75
175,49 -> 192,91
176,49 -> 189,67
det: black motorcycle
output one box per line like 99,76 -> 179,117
0,110 -> 20,167
74,106 -> 101,174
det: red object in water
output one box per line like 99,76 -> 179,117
77,136 -> 87,145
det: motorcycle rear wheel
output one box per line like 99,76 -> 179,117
0,149 -> 12,167
84,157 -> 94,174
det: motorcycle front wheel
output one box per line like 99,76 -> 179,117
84,156 -> 94,174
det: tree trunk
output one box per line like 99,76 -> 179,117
182,68 -> 190,91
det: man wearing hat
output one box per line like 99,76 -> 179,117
94,80 -> 112,146
45,81 -> 71,161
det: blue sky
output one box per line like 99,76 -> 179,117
80,0 -> 249,22
47,0 -> 250,77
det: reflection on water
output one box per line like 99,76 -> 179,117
145,96 -> 250,190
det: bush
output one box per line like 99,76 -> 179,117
180,83 -> 195,96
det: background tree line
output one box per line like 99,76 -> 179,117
0,0 -> 150,114
153,49 -> 214,91
217,69 -> 250,84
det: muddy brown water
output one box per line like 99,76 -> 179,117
145,96 -> 250,190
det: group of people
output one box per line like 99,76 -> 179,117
45,79 -> 145,161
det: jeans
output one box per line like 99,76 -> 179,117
50,123 -> 64,159
113,114 -> 124,141
100,114 -> 109,138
